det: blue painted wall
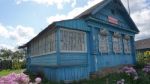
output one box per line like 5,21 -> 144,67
60,53 -> 88,65
30,54 -> 57,66
26,0 -> 138,81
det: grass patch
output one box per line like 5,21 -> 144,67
0,69 -> 24,77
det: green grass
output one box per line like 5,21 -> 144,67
0,69 -> 24,77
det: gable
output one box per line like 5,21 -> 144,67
93,1 -> 132,30
75,0 -> 139,34
55,19 -> 90,31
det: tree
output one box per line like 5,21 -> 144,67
0,48 -> 13,60
12,49 -> 25,62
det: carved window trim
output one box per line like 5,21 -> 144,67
99,29 -> 109,53
123,35 -> 131,54
113,32 -> 122,54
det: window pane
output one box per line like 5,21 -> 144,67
60,29 -> 86,52
113,36 -> 121,53
99,34 -> 108,53
124,38 -> 130,54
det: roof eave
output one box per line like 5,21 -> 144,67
18,22 -> 56,49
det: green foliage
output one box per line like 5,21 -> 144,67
0,60 -> 12,69
25,70 -> 150,84
12,61 -> 26,69
0,69 -> 23,76
0,48 -> 25,70
72,71 -> 150,84
0,48 -> 13,60
135,62 -> 145,69
136,52 -> 150,65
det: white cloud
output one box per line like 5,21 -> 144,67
47,0 -> 150,40
71,0 -> 76,8
9,25 -> 36,45
16,0 -> 77,9
47,0 -> 103,24
120,0 -> 150,40
121,0 -> 149,13
0,23 -> 36,49
131,8 -> 150,40
0,44 -> 14,50
15,0 -> 150,41
0,23 -> 9,38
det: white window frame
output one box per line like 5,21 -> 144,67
60,28 -> 87,53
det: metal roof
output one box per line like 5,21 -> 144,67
136,38 -> 150,50
75,0 -> 105,18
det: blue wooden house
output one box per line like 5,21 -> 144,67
20,0 -> 139,81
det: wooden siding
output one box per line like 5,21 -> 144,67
29,66 -> 57,81
57,65 -> 89,81
56,19 -> 90,31
96,55 -> 133,69
60,53 -> 88,65
88,25 -> 135,72
29,65 -> 89,81
30,53 -> 57,66
94,2 -> 132,30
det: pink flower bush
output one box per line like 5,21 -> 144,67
117,79 -> 125,84
35,77 -> 42,84
122,66 -> 137,76
142,63 -> 150,73
121,66 -> 138,80
0,73 -> 41,84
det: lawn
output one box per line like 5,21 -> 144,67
0,69 -> 24,77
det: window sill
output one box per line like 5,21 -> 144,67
60,51 -> 87,53
30,51 -> 56,57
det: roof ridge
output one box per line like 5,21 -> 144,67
74,0 -> 105,18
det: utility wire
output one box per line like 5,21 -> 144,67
127,0 -> 130,15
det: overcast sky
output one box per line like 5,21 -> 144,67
0,0 -> 150,49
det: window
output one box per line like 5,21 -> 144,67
31,43 -> 34,56
45,31 -> 56,53
49,32 -> 56,52
99,29 -> 109,53
41,37 -> 45,54
123,35 -> 131,54
38,37 -> 42,55
45,35 -> 50,53
34,40 -> 39,56
60,29 -> 86,52
30,31 -> 56,56
113,32 -> 122,53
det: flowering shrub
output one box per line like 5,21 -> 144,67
0,73 -> 41,84
35,77 -> 42,84
142,63 -> 150,73
121,66 -> 138,80
117,79 -> 125,84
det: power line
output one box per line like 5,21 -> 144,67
127,0 -> 130,15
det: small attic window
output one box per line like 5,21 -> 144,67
111,9 -> 115,15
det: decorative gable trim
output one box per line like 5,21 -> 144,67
124,35 -> 130,40
75,0 -> 139,33
113,32 -> 121,38
100,28 -> 108,35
